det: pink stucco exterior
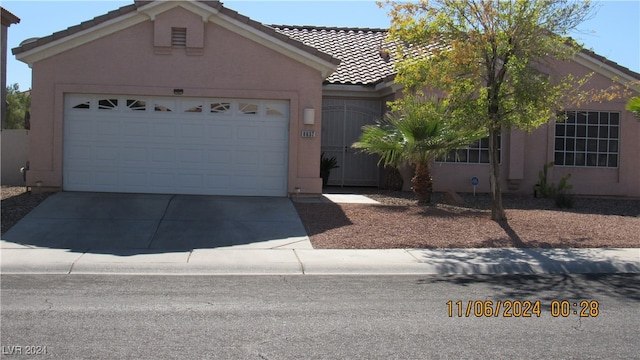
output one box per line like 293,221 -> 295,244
14,2 -> 639,198
23,4 -> 329,195
429,56 -> 640,197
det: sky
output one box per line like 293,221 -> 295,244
3,0 -> 639,91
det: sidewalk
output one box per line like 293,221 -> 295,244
2,244 -> 638,275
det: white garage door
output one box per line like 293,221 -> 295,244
63,94 -> 289,196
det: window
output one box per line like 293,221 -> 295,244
185,105 -> 203,113
239,102 -> 259,115
554,111 -> 619,167
171,27 -> 187,47
154,100 -> 173,112
266,104 -> 285,116
211,102 -> 231,114
72,100 -> 91,109
126,99 -> 146,111
437,136 -> 501,164
98,99 -> 118,110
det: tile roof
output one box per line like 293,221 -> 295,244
579,47 -> 640,82
274,26 -> 397,86
10,1 -> 639,87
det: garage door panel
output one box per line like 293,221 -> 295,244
262,126 -> 288,141
262,176 -> 286,189
180,124 -> 206,139
235,150 -> 259,165
122,147 -> 148,163
149,172 -> 175,188
152,123 -> 176,138
151,148 -> 177,163
234,176 -> 259,190
206,175 -> 232,190
96,146 -> 120,161
237,125 -> 260,140
122,172 -> 147,187
178,148 -> 205,165
65,170 -> 92,187
66,119 -> 92,136
122,122 -> 148,136
64,94 -> 289,196
176,173 -> 205,189
261,147 -> 287,161
95,171 -> 119,187
97,122 -> 120,136
207,150 -> 232,164
209,125 -> 233,139
65,144 -> 93,161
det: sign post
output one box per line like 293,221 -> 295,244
471,177 -> 479,196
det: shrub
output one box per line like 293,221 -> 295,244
534,162 -> 574,208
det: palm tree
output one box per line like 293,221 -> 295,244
353,95 -> 484,204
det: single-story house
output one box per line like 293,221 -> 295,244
12,0 -> 640,198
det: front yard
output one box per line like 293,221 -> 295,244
2,186 -> 638,249
294,190 -> 640,249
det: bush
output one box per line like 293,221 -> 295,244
534,162 -> 575,209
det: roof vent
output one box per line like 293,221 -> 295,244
171,27 -> 187,47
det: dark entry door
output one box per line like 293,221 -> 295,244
321,99 -> 381,187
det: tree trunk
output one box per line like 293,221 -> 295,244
411,162 -> 433,204
489,126 -> 507,220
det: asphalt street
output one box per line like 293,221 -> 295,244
2,274 -> 639,359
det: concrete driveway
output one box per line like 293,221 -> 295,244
1,192 -> 311,252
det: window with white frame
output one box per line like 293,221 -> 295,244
437,136 -> 501,164
554,110 -> 619,168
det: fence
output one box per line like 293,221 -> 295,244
1,129 -> 28,186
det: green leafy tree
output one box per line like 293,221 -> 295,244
627,97 -> 640,117
384,0 -> 596,220
5,84 -> 30,129
353,95 -> 484,203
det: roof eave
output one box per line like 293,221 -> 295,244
573,48 -> 640,92
13,4 -> 143,66
323,80 -> 399,98
1,7 -> 20,26
12,1 -> 339,78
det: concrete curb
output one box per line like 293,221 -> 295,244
1,248 -> 638,275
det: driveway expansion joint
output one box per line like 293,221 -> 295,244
146,194 -> 176,249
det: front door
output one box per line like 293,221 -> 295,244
321,99 -> 381,187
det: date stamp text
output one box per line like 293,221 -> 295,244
447,300 -> 599,318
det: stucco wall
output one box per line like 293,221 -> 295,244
1,129 -> 28,185
26,7 -> 325,195
428,56 -> 639,197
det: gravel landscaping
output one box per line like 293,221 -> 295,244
2,186 -> 638,249
1,186 -> 52,235
294,188 -> 640,249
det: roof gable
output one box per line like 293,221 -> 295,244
12,0 -> 338,78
